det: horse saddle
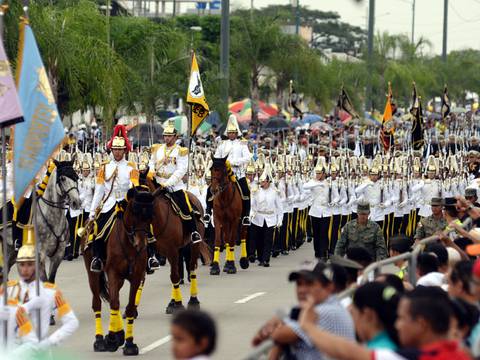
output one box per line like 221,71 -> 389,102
164,192 -> 201,221
235,181 -> 250,201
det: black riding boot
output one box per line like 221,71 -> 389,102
204,187 -> 213,224
90,240 -> 103,273
147,242 -> 160,274
238,178 -> 251,226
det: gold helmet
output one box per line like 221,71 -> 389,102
246,160 -> 256,175
163,119 -> 177,136
315,156 -> 327,173
17,225 -> 36,263
226,114 -> 241,135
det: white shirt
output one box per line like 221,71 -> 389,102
251,185 -> 282,227
150,143 -> 188,191
214,138 -> 251,178
303,179 -> 330,218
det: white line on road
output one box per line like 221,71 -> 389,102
234,292 -> 266,304
139,335 -> 172,354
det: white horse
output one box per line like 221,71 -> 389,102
6,160 -> 81,283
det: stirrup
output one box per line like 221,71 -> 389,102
90,258 -> 103,273
147,256 -> 160,271
191,231 -> 202,244
242,216 -> 251,226
203,213 -> 211,224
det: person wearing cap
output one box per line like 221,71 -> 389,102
250,165 -> 282,267
8,226 -> 79,350
418,157 -> 441,218
441,197 -> 463,241
88,125 -> 144,273
149,120 -> 202,245
465,188 -> 479,207
252,261 -> 354,359
355,165 -> 386,230
208,115 -> 252,226
334,201 -> 387,261
414,197 -> 446,241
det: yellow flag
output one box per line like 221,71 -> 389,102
187,52 -> 209,136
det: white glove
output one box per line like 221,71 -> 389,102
89,213 -> 95,221
0,306 -> 10,321
37,338 -> 53,350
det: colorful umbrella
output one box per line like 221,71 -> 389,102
228,98 -> 284,123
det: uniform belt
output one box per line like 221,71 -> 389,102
258,210 -> 274,215
157,172 -> 172,179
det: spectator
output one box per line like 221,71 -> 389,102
447,260 -> 476,304
375,273 -> 406,293
171,310 -> 217,360
416,252 -> 445,287
424,243 -> 449,273
389,235 -> 412,280
450,297 -> 479,350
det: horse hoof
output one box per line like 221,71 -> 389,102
239,257 -> 249,270
105,334 -> 120,352
226,262 -> 237,274
50,315 -> 56,326
93,335 -> 107,352
123,340 -> 139,356
166,300 -> 185,314
116,330 -> 125,345
187,297 -> 200,310
210,262 -> 220,276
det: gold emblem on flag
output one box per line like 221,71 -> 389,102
36,66 -> 55,105
0,59 -> 9,76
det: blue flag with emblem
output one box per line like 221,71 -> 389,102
13,20 -> 65,201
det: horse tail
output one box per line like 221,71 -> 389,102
196,241 -> 212,266
99,272 -> 110,303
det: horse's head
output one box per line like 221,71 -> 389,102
126,186 -> 154,252
53,160 -> 81,210
211,156 -> 228,194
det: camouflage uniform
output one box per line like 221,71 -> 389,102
334,219 -> 388,261
414,215 -> 447,240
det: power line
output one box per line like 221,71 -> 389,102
449,2 -> 480,22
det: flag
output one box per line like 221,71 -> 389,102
13,20 -> 65,202
337,87 -> 359,119
410,82 -> 424,150
0,34 -> 24,127
186,52 -> 209,136
441,85 -> 450,120
288,80 -> 303,118
380,82 -> 394,151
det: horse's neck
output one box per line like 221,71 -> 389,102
42,171 -> 61,208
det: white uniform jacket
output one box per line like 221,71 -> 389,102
150,143 -> 188,192
251,186 -> 283,227
214,139 -> 251,178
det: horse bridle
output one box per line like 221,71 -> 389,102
211,166 -> 229,197
40,175 -> 79,209
122,218 -> 149,251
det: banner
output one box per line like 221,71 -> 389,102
0,34 -> 24,127
13,21 -> 65,201
186,52 -> 209,136
441,85 -> 450,120
380,82 -> 394,151
410,83 -> 424,150
337,87 -> 359,119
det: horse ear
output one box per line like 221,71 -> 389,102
127,188 -> 135,201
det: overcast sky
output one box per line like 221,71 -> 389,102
230,0 -> 480,54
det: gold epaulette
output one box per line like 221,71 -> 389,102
241,138 -> 248,143
43,282 -> 57,289
179,147 -> 188,156
7,280 -> 18,287
101,160 -> 110,165
151,144 -> 161,153
127,161 -> 137,169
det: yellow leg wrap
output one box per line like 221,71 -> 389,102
171,283 -> 182,302
109,309 -> 120,332
229,245 -> 235,262
135,282 -> 144,307
125,317 -> 134,339
190,272 -> 198,297
213,247 -> 220,263
327,216 -> 333,247
95,311 -> 103,336
240,239 -> 247,258
225,244 -> 230,261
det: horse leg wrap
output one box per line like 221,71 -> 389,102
125,317 -> 134,340
190,272 -> 198,297
213,247 -> 220,263
109,309 -> 121,333
95,311 -> 103,336
228,245 -> 235,262
225,244 -> 230,261
171,282 -> 182,303
240,239 -> 247,258
135,283 -> 144,307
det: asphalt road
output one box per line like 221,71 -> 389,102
45,242 -> 315,360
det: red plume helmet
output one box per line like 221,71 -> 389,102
107,124 -> 132,152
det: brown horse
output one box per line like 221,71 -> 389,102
82,186 -> 154,355
149,184 -> 211,314
209,157 -> 249,275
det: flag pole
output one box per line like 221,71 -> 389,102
186,49 -> 194,191
0,1 -> 9,347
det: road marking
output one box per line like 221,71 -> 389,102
139,335 -> 172,354
234,292 -> 266,304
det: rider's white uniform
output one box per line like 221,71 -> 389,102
214,139 -> 251,178
150,143 -> 188,191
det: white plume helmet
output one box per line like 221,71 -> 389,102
315,156 -> 327,173
225,114 -> 241,136
259,162 -> 273,182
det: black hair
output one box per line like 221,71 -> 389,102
404,286 -> 452,335
353,282 -> 400,345
450,297 -> 480,340
424,243 -> 448,268
417,252 -> 439,275
346,247 -> 373,268
330,263 -> 348,292
449,260 -> 474,295
376,273 -> 405,293
455,237 -> 474,253
444,206 -> 458,218
389,235 -> 412,254
171,310 -> 217,355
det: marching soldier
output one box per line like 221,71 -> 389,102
418,156 -> 441,218
335,201 -> 388,261
149,121 -> 202,245
88,125 -> 153,272
206,115 -> 252,226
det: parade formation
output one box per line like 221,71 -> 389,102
3,0 -> 480,359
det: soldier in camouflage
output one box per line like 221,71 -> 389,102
414,197 -> 446,241
334,201 -> 387,261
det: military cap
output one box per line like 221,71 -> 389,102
329,255 -> 363,270
430,197 -> 443,206
465,188 -> 478,198
357,201 -> 370,214
442,197 -> 456,207
288,261 -> 334,283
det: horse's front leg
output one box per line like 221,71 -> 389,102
122,276 -> 143,356
166,251 -> 185,314
105,273 -> 125,352
209,224 -> 222,275
223,224 -> 237,274
47,242 -> 66,284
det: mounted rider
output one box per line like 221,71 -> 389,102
205,115 -> 252,226
88,125 -> 159,273
148,120 -> 202,244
